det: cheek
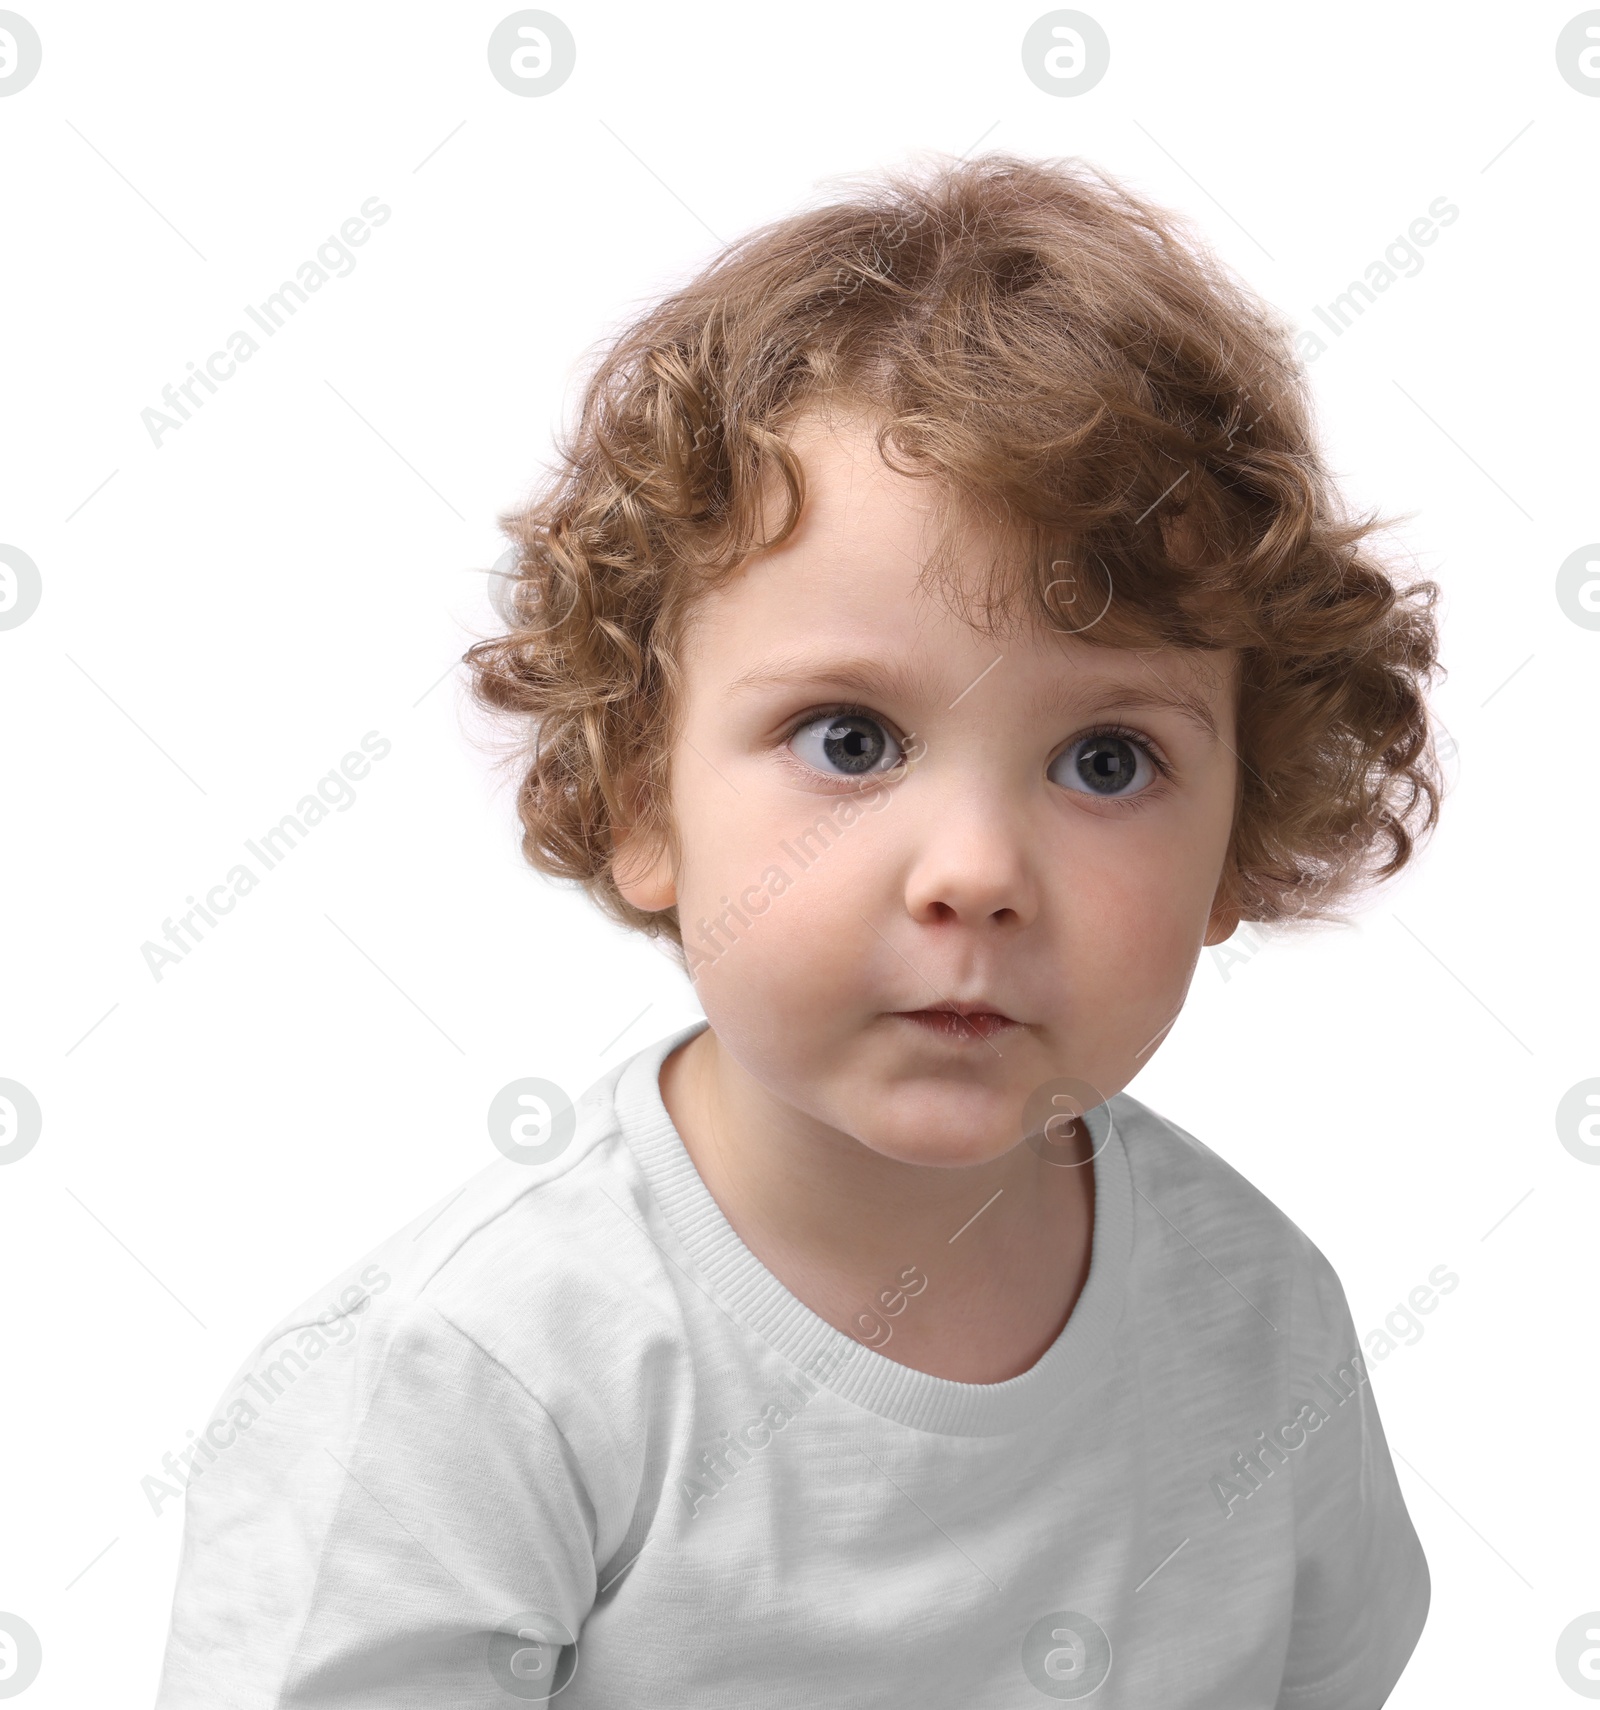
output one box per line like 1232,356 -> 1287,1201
679,800 -> 888,1006
1053,836 -> 1214,1001
1119,836 -> 1219,932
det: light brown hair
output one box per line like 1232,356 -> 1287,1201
465,152 -> 1446,960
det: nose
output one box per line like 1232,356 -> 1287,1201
900,785 -> 1040,931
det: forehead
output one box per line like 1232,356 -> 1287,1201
680,403 -> 1235,717
763,402 -> 947,569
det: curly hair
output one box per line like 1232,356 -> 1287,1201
464,151 -> 1446,962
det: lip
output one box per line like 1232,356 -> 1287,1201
892,1002 -> 1022,1042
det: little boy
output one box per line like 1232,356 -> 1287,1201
155,154 -> 1441,1706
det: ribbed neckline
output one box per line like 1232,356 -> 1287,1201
612,1018 -> 1132,1437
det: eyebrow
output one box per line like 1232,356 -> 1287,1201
727,653 -> 938,713
724,653 -> 1220,741
1062,684 -> 1220,741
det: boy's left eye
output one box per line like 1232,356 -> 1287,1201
1047,731 -> 1164,798
788,710 -> 904,777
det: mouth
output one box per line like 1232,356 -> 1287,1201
891,1002 -> 1022,1043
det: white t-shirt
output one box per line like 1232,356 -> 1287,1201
154,1017 -> 1430,1708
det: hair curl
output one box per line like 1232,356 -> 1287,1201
464,152 -> 1446,960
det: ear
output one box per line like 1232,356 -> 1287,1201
612,823 -> 677,913
1202,874 -> 1241,948
601,759 -> 673,916
1160,504 -> 1207,570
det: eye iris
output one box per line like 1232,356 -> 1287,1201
823,716 -> 885,774
1077,736 -> 1138,794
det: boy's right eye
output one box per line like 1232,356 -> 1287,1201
787,708 -> 904,778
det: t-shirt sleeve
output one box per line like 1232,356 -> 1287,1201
1275,1238 -> 1431,1707
154,1300 -> 600,1709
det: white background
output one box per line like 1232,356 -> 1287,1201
1,2 -> 1595,1703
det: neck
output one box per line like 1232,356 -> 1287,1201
657,1024 -> 1095,1375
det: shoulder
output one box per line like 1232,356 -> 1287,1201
1106,1090 -> 1350,1341
210,1064 -> 689,1483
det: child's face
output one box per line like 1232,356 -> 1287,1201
617,405 -> 1240,1169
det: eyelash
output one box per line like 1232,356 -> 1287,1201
1070,722 -> 1175,781
781,704 -> 1176,797
1062,722 -> 1176,812
788,701 -> 894,739
779,702 -> 910,788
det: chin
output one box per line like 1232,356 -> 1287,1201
851,1087 -> 1025,1169
856,1115 -> 1020,1171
